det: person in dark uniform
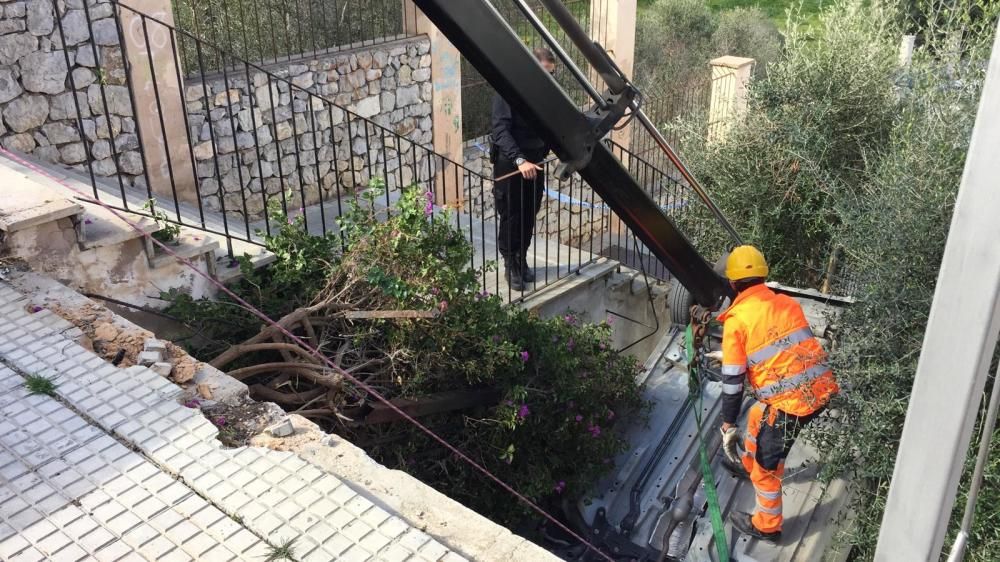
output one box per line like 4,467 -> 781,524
490,47 -> 556,291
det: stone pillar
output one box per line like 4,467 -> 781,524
708,56 -> 754,143
403,2 -> 463,208
117,0 -> 196,203
589,0 -> 636,149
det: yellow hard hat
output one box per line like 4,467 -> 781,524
725,245 -> 769,281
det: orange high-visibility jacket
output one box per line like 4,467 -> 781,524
717,284 -> 838,416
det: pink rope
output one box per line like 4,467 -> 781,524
0,147 -> 614,561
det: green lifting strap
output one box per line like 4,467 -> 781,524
685,323 -> 730,562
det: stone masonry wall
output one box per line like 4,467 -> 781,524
462,135 -> 608,249
0,0 -> 143,187
184,37 -> 435,217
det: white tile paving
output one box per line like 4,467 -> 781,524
0,281 -> 465,561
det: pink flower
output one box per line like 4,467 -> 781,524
182,399 -> 200,408
554,480 -> 566,494
606,315 -> 615,325
517,404 -> 530,419
599,343 -> 606,350
564,314 -> 576,325
214,416 -> 226,426
606,410 -> 615,421
430,287 -> 440,295
575,415 -> 583,422
588,424 -> 601,438
519,350 -> 529,362
438,300 -> 448,312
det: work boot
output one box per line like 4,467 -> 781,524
730,511 -> 781,543
721,457 -> 750,480
505,262 -> 526,291
520,256 -> 536,283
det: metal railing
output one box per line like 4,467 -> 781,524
172,0 -> 419,72
47,0 -> 621,304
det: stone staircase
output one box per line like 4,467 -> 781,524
0,155 -> 222,309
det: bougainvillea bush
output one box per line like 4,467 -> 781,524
167,184 -> 646,526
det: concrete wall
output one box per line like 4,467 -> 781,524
0,0 -> 145,187
184,36 -> 435,217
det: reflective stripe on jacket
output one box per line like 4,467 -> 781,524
718,284 -> 838,417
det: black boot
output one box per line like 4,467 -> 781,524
505,261 -> 525,291
520,255 -> 536,283
730,511 -> 781,543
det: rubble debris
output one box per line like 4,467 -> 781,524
150,362 -> 173,377
137,350 -> 162,366
266,418 -> 296,438
196,383 -> 214,399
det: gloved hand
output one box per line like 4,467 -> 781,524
705,350 -> 723,362
720,425 -> 742,464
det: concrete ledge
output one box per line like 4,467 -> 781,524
0,165 -> 83,233
252,415 -> 559,562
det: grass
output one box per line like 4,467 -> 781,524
263,537 -> 297,562
24,374 -> 58,396
639,0 -> 827,29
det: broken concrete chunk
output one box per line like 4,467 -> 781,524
144,338 -> 167,353
196,383 -> 213,399
266,418 -> 295,438
150,362 -> 173,377
137,350 -> 162,366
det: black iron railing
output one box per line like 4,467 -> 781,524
47,0 -> 623,303
172,0 -> 419,72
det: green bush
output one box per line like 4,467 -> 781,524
712,7 -> 783,73
166,184 -> 647,526
673,0 -> 900,286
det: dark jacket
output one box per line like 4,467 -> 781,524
491,94 -> 548,163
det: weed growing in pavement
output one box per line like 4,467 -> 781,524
24,374 -> 57,396
143,199 -> 181,244
263,537 -> 297,562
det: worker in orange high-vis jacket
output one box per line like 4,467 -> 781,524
713,245 -> 839,542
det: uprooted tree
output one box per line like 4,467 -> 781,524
165,184 -> 646,525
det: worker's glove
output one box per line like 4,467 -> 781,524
720,425 -> 742,465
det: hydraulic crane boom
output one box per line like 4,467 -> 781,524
411,0 -> 734,307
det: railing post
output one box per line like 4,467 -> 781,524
118,0 -> 196,203
403,1 -> 463,209
707,56 -> 754,143
589,0 -> 636,151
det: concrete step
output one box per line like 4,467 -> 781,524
76,199 -> 160,251
148,227 -> 221,270
0,165 -> 83,235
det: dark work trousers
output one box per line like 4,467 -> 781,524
755,405 -> 825,470
493,149 -> 547,269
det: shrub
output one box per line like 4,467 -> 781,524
712,7 -> 783,74
674,0 -> 901,286
166,184 -> 647,527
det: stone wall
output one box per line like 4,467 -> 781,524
183,36 -> 435,216
462,134 -> 609,249
0,0 -> 144,187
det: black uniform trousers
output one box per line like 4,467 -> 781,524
493,148 -> 547,268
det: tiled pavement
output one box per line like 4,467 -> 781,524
0,282 -> 465,562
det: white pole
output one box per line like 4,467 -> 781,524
875,21 -> 1000,561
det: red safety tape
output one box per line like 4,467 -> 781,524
1,147 -> 614,562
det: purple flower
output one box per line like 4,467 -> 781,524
599,343 -> 606,350
214,416 -> 226,426
588,424 -> 601,438
84,218 -> 93,225
430,287 -> 440,295
504,400 -> 514,406
566,338 -> 575,351
517,404 -> 530,419
182,399 -> 200,409
564,314 -> 576,325
554,480 -> 566,494
607,410 -> 616,421
606,315 -> 615,325
575,414 -> 583,423
30,305 -> 42,313
424,192 -> 434,216
519,350 -> 530,362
